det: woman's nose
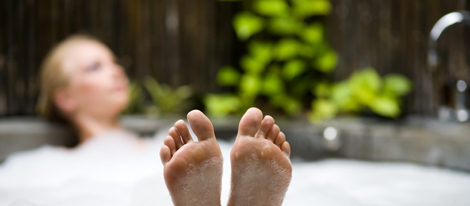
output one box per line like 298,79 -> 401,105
110,63 -> 126,79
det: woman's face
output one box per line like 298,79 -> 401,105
59,40 -> 129,119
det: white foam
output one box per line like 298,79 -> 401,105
0,130 -> 469,206
179,156 -> 223,197
229,152 -> 291,206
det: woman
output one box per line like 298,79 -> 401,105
37,35 -> 130,143
3,35 -> 292,206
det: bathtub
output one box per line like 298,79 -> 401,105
0,115 -> 469,205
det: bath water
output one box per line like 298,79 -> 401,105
0,129 -> 469,206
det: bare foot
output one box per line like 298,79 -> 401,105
160,110 -> 223,206
228,108 -> 292,206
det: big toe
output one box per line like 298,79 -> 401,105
238,107 -> 263,137
187,110 -> 215,141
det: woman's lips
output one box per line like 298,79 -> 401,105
113,83 -> 127,92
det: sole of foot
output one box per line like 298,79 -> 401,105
228,107 -> 292,206
160,110 -> 223,206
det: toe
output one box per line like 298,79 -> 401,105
187,110 -> 215,141
160,145 -> 171,165
281,141 -> 291,157
164,136 -> 177,156
255,115 -> 274,139
274,132 -> 286,148
266,124 -> 280,142
175,120 -> 193,144
168,127 -> 183,149
238,107 -> 263,137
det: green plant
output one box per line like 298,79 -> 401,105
309,68 -> 412,122
144,76 -> 193,115
207,0 -> 413,121
206,0 -> 336,117
123,81 -> 145,114
122,77 -> 194,115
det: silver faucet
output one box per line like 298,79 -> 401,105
428,11 -> 470,122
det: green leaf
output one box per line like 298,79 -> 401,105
268,16 -> 302,35
248,41 -> 273,64
123,81 -> 143,114
368,96 -> 400,118
253,0 -> 289,16
349,68 -> 382,104
283,96 -> 303,116
282,59 -> 306,80
331,82 -> 351,102
241,55 -> 266,74
298,44 -> 316,58
274,38 -> 300,60
314,49 -> 337,73
217,66 -> 241,86
331,81 -> 360,112
357,68 -> 382,92
233,12 -> 265,40
262,73 -> 285,95
309,99 -> 338,122
293,0 -> 332,18
301,23 -> 323,44
269,93 -> 286,107
314,82 -> 330,97
383,74 -> 412,96
204,94 -> 241,116
240,74 -> 262,96
143,76 -> 193,114
174,85 -> 193,99
144,76 -> 163,106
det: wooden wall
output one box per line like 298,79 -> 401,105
0,0 -> 469,116
327,0 -> 470,115
0,0 -> 241,116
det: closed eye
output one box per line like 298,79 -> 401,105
86,61 -> 101,72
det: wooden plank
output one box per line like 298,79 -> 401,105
0,0 -> 469,117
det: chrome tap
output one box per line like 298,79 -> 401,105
428,11 -> 470,122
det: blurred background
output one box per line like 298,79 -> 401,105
0,0 -> 469,119
1,0 -> 470,170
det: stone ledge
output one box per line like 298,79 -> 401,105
210,116 -> 470,172
1,115 -> 469,172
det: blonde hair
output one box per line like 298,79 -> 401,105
37,34 -> 100,121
